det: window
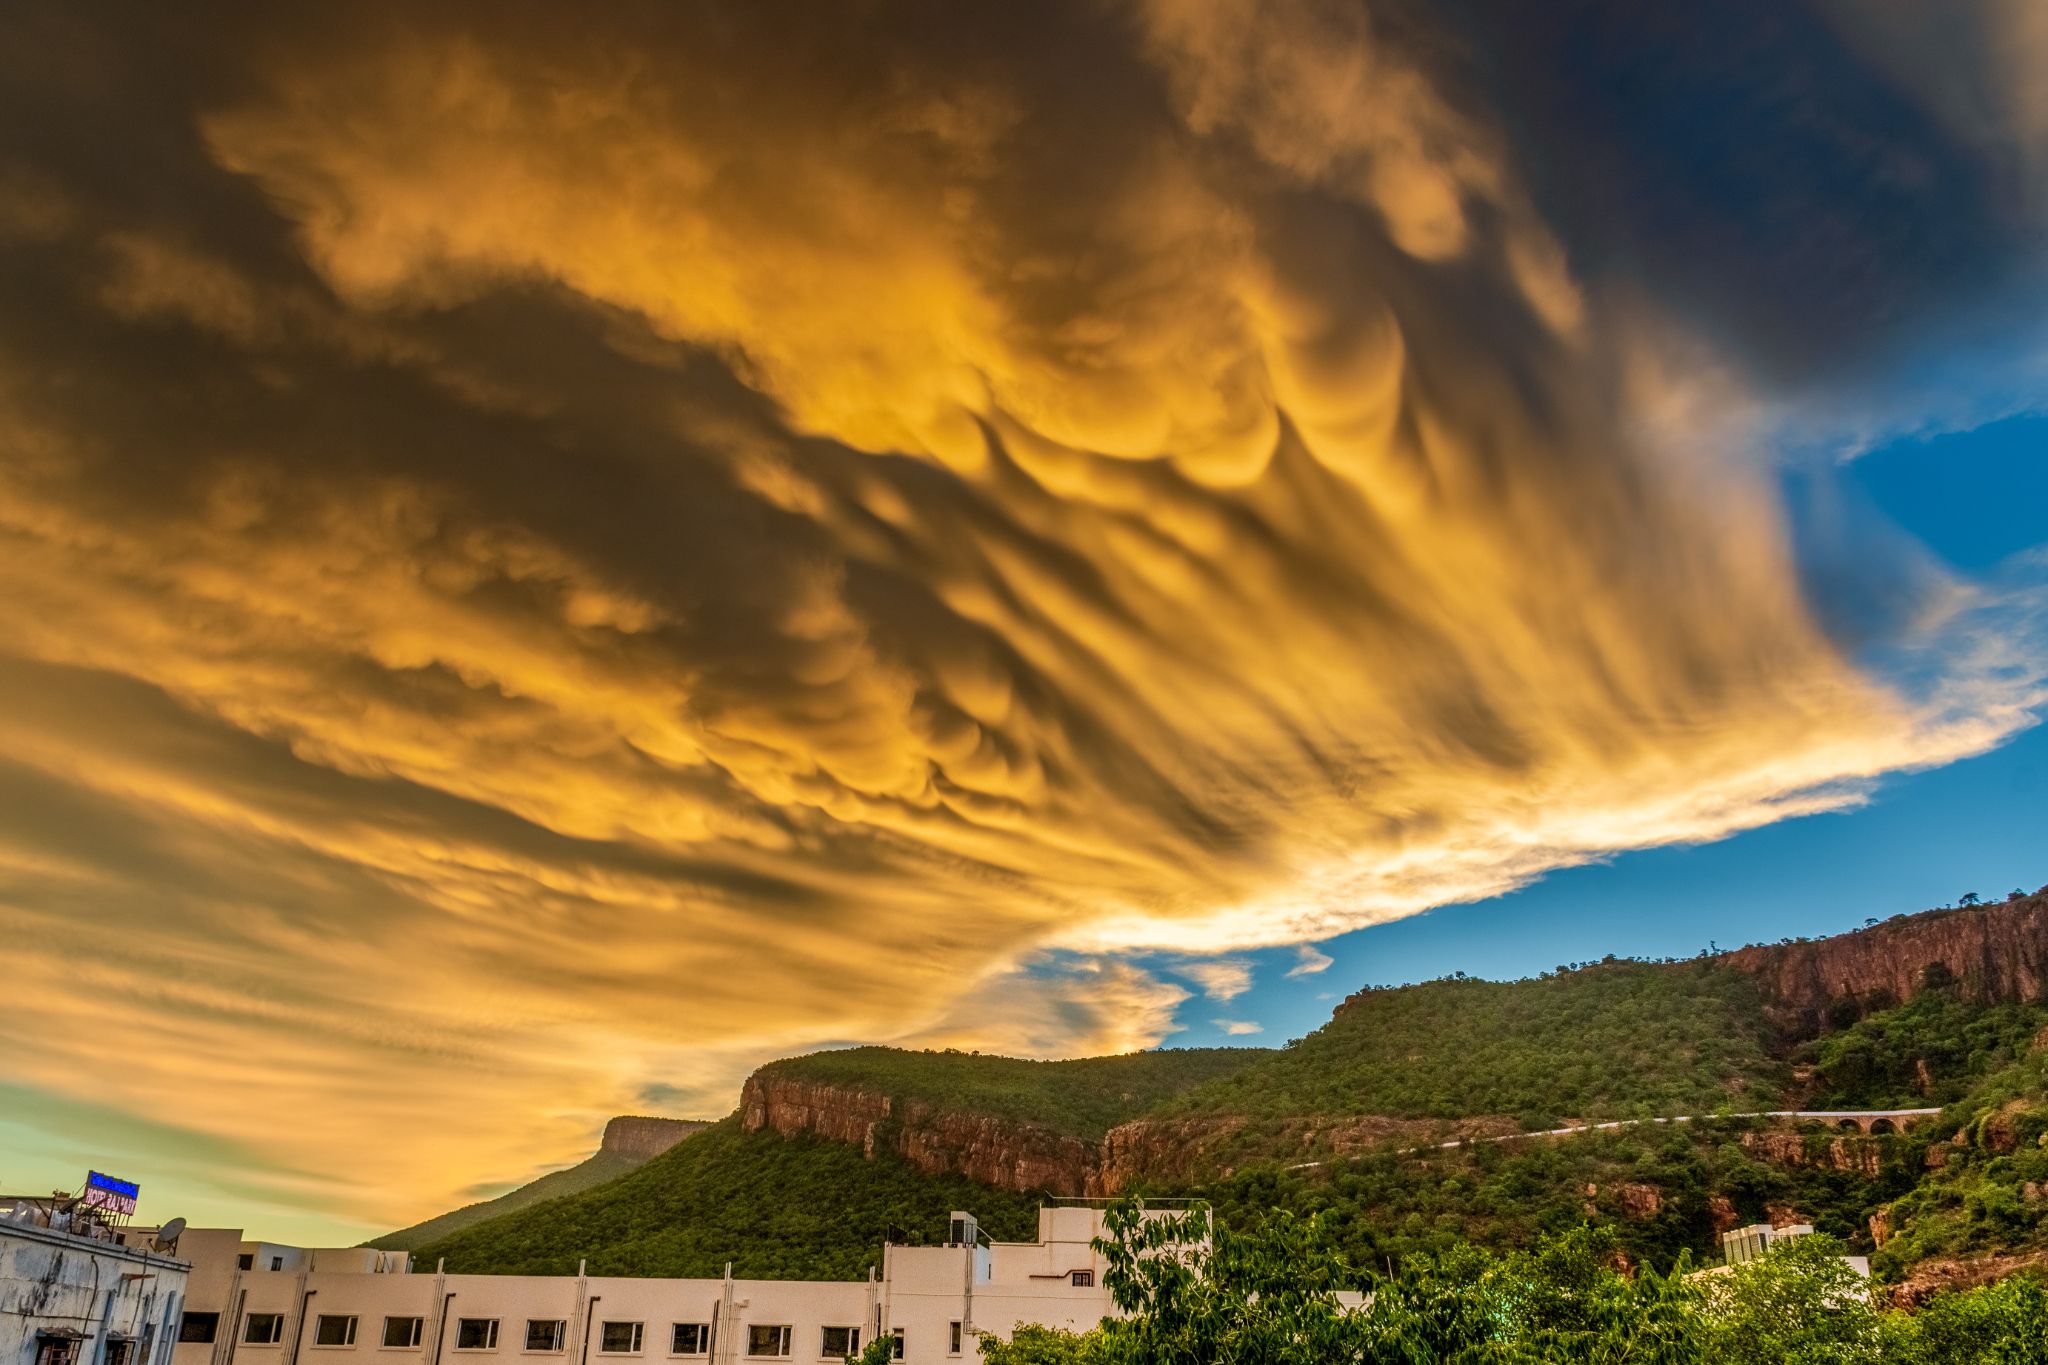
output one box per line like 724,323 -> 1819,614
669,1326 -> 709,1357
315,1317 -> 359,1348
819,1328 -> 860,1358
949,1323 -> 963,1356
180,1314 -> 221,1345
524,1322 -> 564,1354
455,1320 -> 499,1351
383,1318 -> 424,1350
35,1338 -> 79,1365
598,1323 -> 641,1355
106,1342 -> 133,1365
1070,1271 -> 1094,1288
238,1254 -> 255,1271
744,1326 -> 790,1358
271,1257 -> 286,1272
889,1330 -> 904,1360
245,1315 -> 286,1346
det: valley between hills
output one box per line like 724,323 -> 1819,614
374,891 -> 2048,1305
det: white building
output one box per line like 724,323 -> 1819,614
168,1208 -> 1122,1365
1701,1223 -> 1871,1284
2,1210 -> 189,1365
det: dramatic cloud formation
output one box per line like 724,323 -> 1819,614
0,0 -> 2042,1233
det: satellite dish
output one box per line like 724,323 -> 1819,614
154,1218 -> 187,1250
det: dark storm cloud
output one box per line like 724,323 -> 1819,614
0,0 -> 2039,1228
1447,0 -> 2026,377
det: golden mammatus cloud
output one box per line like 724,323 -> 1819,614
0,0 -> 2037,1232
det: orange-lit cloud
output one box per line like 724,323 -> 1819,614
0,0 -> 2041,1237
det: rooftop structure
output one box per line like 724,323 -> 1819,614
2,1208 -> 190,1365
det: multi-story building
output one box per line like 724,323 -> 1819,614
2,1204 -> 189,1365
168,1208 -> 1121,1365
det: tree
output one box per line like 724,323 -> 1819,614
1695,1236 -> 1887,1364
1912,1274 -> 2048,1365
975,1327 -> 1106,1365
847,1335 -> 898,1365
986,1201 -> 1710,1364
1958,892 -> 1981,907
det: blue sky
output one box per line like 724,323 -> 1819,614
1177,410 -> 2048,1048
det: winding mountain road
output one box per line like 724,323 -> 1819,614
1285,1108 -> 1944,1171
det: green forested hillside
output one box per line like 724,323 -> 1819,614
757,1045 -> 1260,1138
1189,1117 -> 1921,1272
1871,1038 -> 2048,1278
1799,985 -> 2048,1110
414,1118 -> 1043,1280
369,1147 -> 644,1253
1159,960 -> 1784,1129
394,915 -> 2048,1290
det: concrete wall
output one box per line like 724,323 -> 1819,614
1,1224 -> 188,1365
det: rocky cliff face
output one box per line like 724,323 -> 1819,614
1737,1128 -> 1885,1177
1721,892 -> 2048,1032
741,1075 -> 1505,1196
601,1115 -> 707,1160
740,1074 -> 1097,1193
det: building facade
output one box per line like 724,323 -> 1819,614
2,1217 -> 189,1365
168,1209 -> 1118,1365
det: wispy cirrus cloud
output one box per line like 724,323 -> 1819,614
1286,946 -> 1335,978
1174,959 -> 1255,1003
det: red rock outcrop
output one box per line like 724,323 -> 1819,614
1738,1129 -> 1884,1176
741,1076 -> 895,1152
1564,1181 -> 1658,1224
1887,1251 -> 2048,1309
1977,1100 -> 2037,1155
1720,892 -> 2048,1032
1617,1183 -> 1663,1219
599,1115 -> 707,1160
741,1074 -> 1507,1196
1096,1116 -> 1250,1194
740,1074 -> 1096,1193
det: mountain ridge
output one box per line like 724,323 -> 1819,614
366,1115 -> 708,1251
388,889 -> 2048,1286
732,894 -> 2048,1199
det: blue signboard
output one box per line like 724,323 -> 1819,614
82,1171 -> 139,1215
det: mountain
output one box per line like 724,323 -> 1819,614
406,1119 -> 1045,1280
403,889 -> 2048,1290
368,1116 -> 706,1251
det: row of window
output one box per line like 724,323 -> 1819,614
180,1315 -> 964,1358
39,1334 -> 148,1365
181,1316 -> 417,1349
